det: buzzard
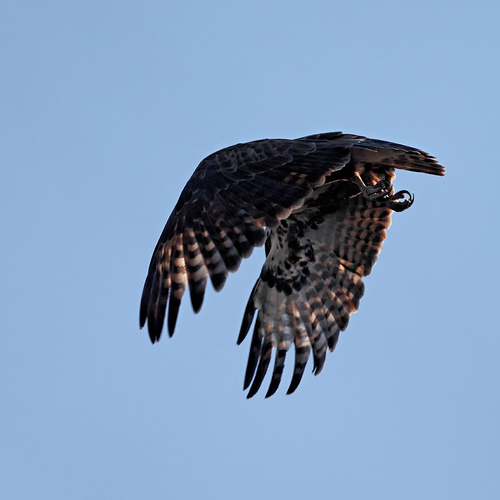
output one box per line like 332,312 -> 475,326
140,132 -> 444,398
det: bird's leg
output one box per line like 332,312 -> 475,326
353,172 -> 414,212
353,172 -> 392,201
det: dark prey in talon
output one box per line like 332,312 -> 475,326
140,132 -> 445,398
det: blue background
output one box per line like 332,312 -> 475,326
2,1 -> 499,498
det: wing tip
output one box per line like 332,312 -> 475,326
145,317 -> 163,344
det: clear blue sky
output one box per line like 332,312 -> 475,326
1,1 -> 499,499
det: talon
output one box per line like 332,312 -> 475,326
386,190 -> 414,212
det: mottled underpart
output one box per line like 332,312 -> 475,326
240,171 -> 395,397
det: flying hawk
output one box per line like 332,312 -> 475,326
140,132 -> 444,398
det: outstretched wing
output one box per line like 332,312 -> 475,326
140,133 -> 352,341
238,170 -> 396,398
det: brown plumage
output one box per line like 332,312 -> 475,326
140,132 -> 445,397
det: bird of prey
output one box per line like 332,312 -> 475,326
140,132 -> 444,398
